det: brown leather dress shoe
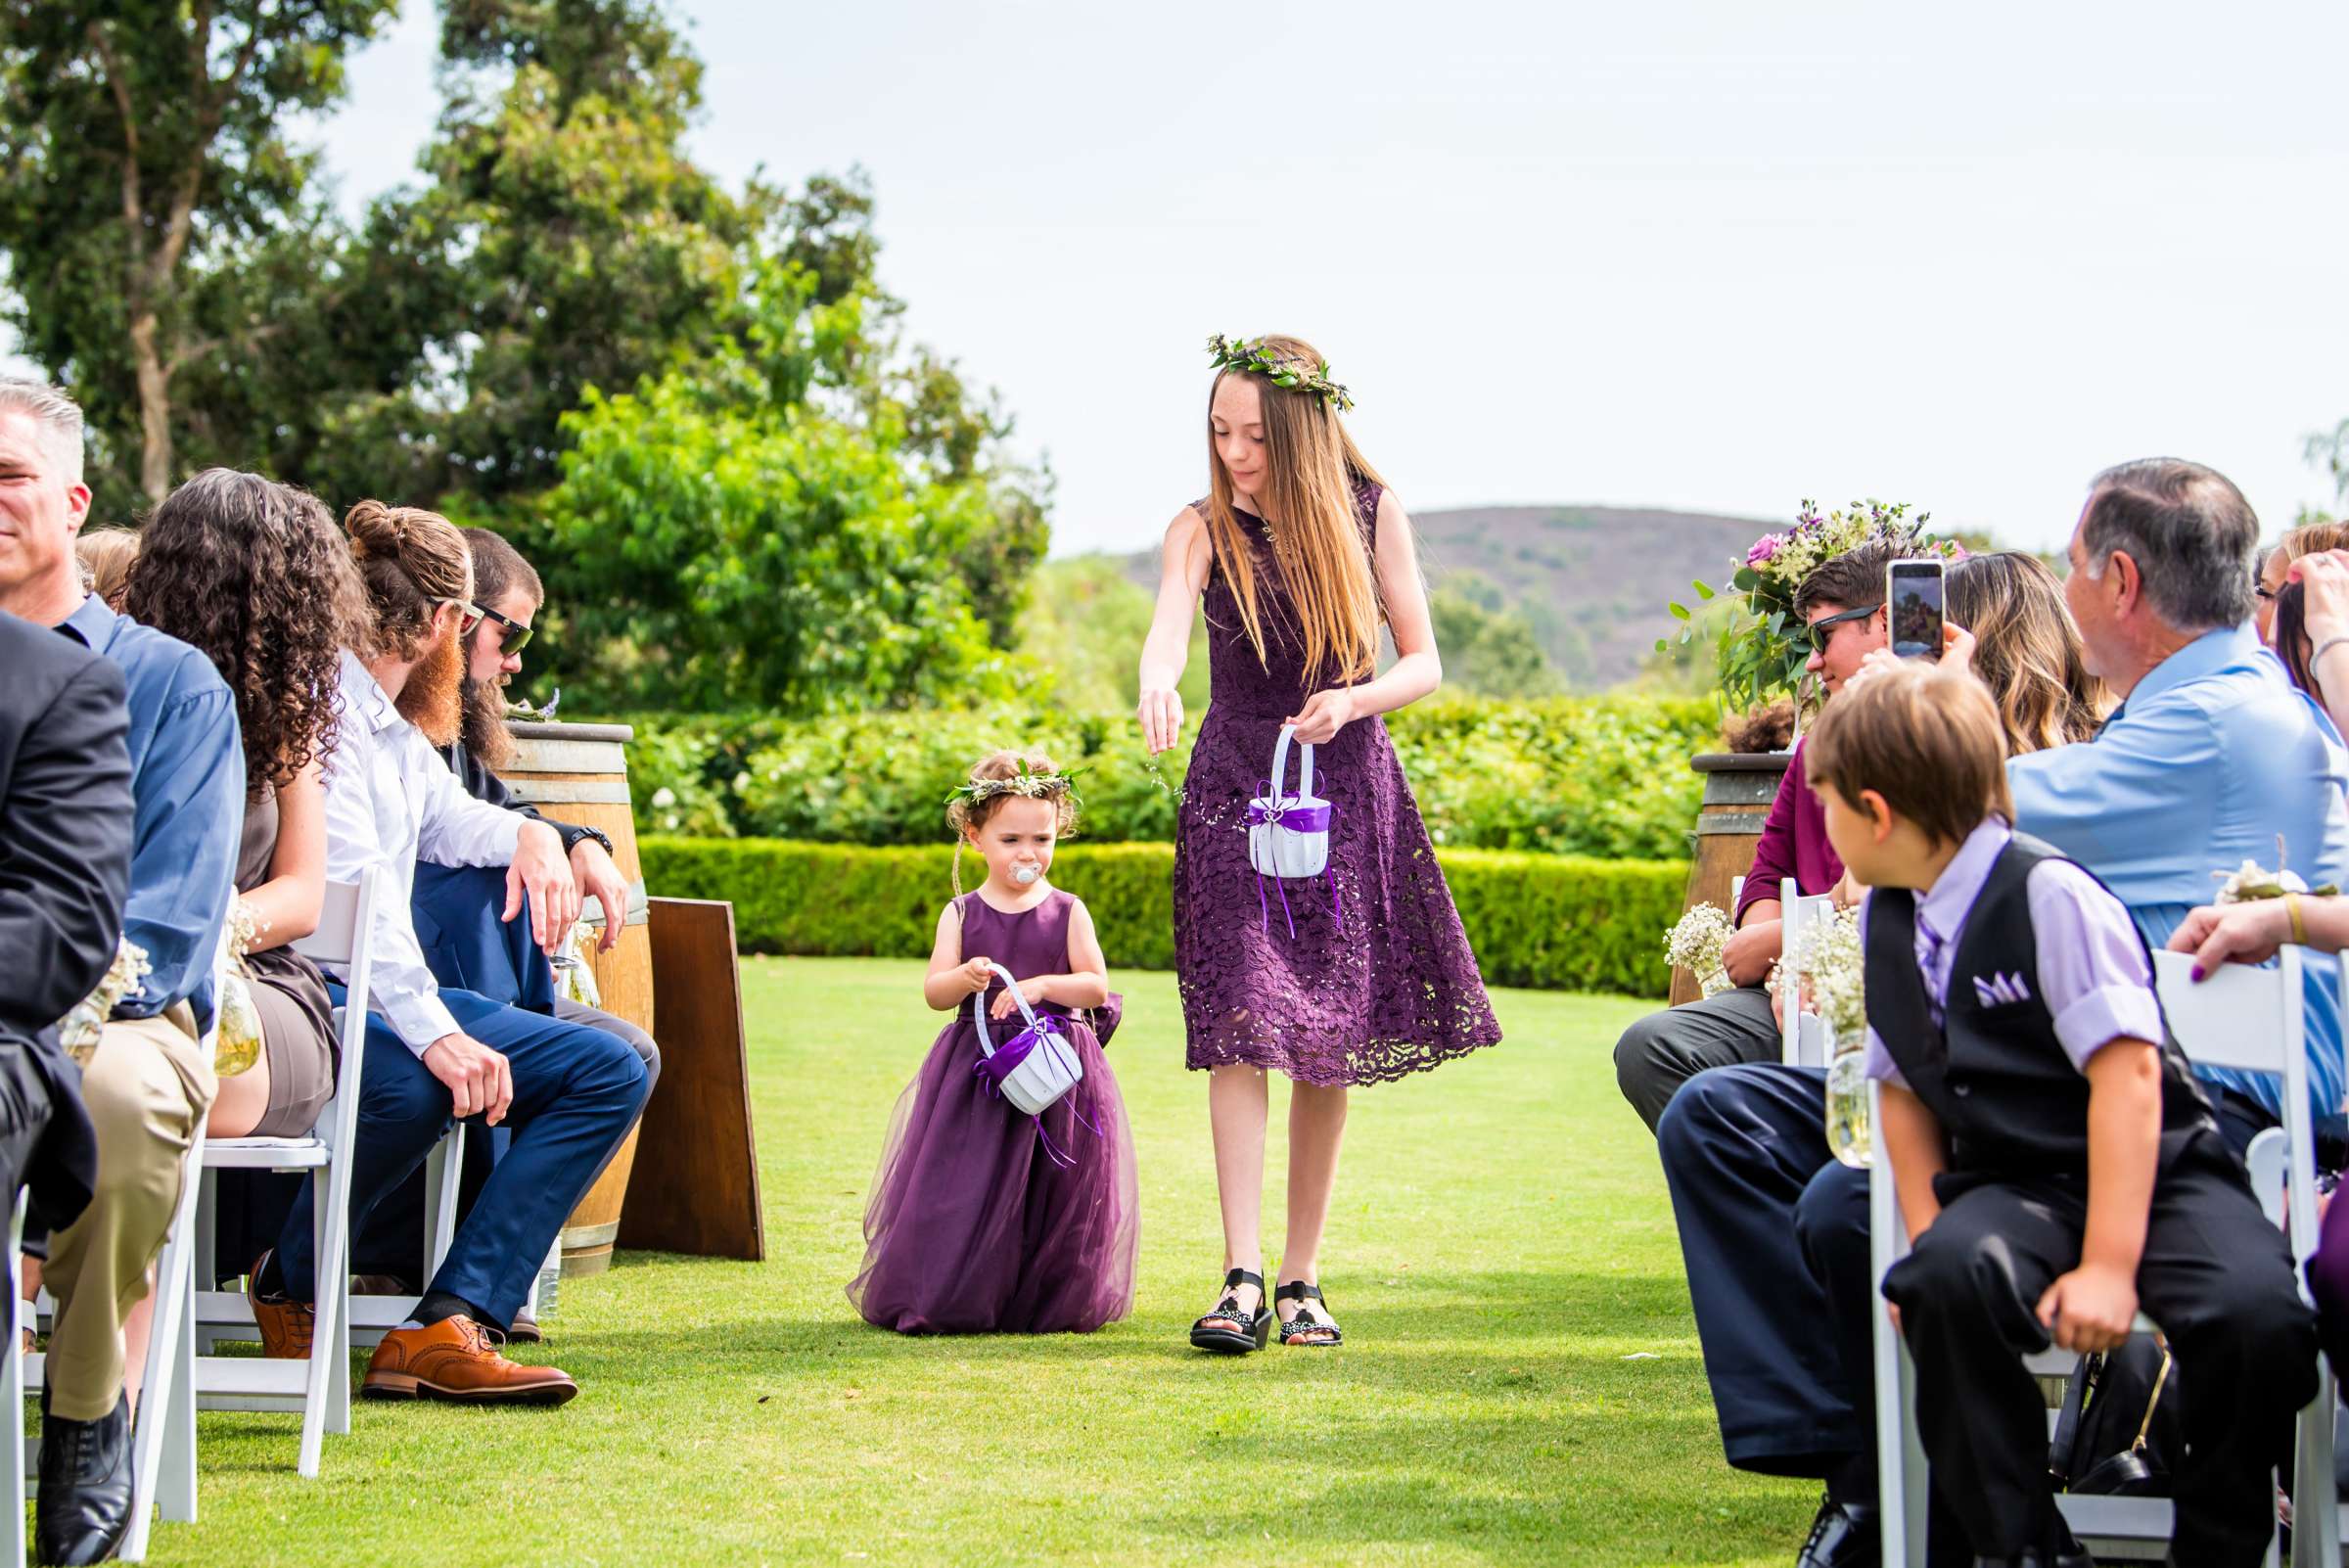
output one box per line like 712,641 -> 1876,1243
361,1316 -> 577,1406
248,1250 -> 315,1360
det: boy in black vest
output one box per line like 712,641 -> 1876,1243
1808,663 -> 2316,1568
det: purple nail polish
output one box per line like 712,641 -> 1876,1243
2189,965 -> 2204,983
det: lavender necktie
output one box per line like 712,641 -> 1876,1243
1915,910 -> 1947,1028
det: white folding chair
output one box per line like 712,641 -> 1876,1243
173,868 -> 385,1484
1872,945 -> 2335,1567
1778,877 -> 1835,1068
5,1186 -> 23,1568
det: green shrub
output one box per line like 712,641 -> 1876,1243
620,692 -> 1718,860
640,837 -> 1686,997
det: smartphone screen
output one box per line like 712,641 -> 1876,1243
1888,559 -> 1945,660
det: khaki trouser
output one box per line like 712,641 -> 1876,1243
44,1013 -> 216,1422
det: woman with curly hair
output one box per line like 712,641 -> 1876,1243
124,469 -> 370,1138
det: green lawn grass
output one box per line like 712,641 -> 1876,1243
146,958 -> 1814,1566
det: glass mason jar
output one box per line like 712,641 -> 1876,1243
212,968 -> 264,1077
1824,1032 -> 1872,1169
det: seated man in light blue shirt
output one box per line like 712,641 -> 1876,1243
0,379 -> 243,1566
1654,458 -> 2344,1567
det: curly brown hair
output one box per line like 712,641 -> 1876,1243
124,469 -> 370,797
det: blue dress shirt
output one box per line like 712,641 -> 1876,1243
54,593 -> 244,1036
2009,623 -> 2349,1122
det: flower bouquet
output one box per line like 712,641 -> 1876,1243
58,937 -> 151,1068
1664,902 -> 1737,998
2214,837 -> 2337,904
212,899 -> 266,1078
1779,903 -> 1873,1167
1660,499 -> 1959,716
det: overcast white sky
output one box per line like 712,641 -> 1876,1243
301,2 -> 2349,555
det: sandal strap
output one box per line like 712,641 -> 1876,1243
1222,1268 -> 1266,1293
1274,1280 -> 1323,1304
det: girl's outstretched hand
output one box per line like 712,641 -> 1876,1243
1285,688 -> 1359,745
1138,686 -> 1184,755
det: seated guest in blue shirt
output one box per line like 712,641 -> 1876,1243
1830,661 -> 2313,1568
0,379 -> 243,1567
1656,458 -> 2348,1568
245,499 -> 647,1408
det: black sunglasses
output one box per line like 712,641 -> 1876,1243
1802,602 -> 1879,654
470,601 -> 534,656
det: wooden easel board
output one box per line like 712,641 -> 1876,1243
621,898 -> 765,1261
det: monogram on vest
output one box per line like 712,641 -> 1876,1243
1863,832 -> 2213,1179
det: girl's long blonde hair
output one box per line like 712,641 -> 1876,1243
1203,334 -> 1385,686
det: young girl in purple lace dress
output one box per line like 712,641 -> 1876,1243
1137,335 -> 1501,1354
848,751 -> 1138,1334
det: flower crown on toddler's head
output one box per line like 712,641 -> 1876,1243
1207,334 -> 1355,413
944,763 -> 1086,814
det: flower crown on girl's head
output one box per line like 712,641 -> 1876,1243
943,763 -> 1087,814
1207,334 -> 1356,413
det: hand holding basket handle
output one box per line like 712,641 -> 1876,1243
1246,725 -> 1343,938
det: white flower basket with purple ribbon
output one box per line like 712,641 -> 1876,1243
1248,725 -> 1330,879
971,961 -> 1084,1117
1244,724 -> 1343,937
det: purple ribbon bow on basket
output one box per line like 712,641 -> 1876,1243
969,962 -> 1101,1169
1244,791 -> 1344,940
1242,724 -> 1344,940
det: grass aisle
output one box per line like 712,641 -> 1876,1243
154,958 -> 1813,1566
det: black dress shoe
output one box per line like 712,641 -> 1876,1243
1798,1491 -> 1880,1568
36,1389 -> 133,1565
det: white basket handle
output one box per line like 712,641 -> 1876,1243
969,960 -> 1044,1058
1267,723 -> 1315,802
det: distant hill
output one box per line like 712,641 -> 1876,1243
1113,503 -> 1773,690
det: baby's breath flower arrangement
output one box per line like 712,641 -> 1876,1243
58,937 -> 152,1067
1660,499 -> 1960,715
1664,902 -> 1737,997
2214,836 -> 2337,903
1783,903 -> 1873,1168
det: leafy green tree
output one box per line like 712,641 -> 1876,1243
1018,555 -> 1209,714
0,0 -> 399,513
542,259 -> 1024,714
1429,574 -> 1563,698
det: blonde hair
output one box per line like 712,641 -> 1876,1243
2278,520 -> 2349,568
1945,552 -> 2105,754
345,498 -> 472,661
74,528 -> 140,610
1807,663 -> 2013,849
947,750 -> 1080,897
1203,334 -> 1385,686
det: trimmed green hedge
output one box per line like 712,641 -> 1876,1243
640,836 -> 1687,998
620,693 -> 1719,861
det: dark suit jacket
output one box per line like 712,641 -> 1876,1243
0,608 -> 131,1233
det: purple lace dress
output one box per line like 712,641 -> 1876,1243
849,890 -> 1138,1334
1173,479 -> 1502,1086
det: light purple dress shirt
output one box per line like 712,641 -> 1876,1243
1863,819 -> 2165,1090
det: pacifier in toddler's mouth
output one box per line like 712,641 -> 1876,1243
1012,863 -> 1042,886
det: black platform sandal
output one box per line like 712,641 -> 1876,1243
1275,1281 -> 1342,1347
1189,1268 -> 1271,1355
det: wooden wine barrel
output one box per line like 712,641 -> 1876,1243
1668,751 -> 1794,1006
502,721 -> 654,1275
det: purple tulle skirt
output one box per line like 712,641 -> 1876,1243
848,1002 -> 1137,1334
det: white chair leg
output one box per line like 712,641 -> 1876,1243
6,1189 -> 26,1568
2291,1362 -> 2339,1568
120,1133 -> 205,1561
426,1129 -> 463,1276
190,1170 -> 218,1356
